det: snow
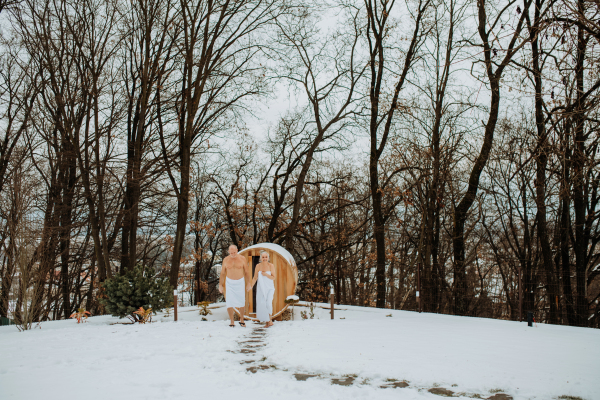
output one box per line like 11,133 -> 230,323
267,305 -> 600,399
1,304 -> 598,400
243,242 -> 296,267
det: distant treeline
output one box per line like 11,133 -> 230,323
0,0 -> 598,328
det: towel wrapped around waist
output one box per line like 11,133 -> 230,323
226,277 -> 246,308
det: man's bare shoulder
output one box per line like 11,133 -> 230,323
222,255 -> 233,265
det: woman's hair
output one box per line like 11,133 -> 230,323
260,251 -> 270,261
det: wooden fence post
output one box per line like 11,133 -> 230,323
417,262 -> 421,313
330,287 -> 334,319
518,268 -> 522,322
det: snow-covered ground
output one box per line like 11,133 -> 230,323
1,304 -> 598,400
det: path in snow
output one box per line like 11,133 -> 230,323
228,321 -> 515,400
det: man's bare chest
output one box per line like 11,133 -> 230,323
225,258 -> 245,270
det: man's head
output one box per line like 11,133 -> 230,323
228,244 -> 238,256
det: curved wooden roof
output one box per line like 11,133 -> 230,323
240,243 -> 296,267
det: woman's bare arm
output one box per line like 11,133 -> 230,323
263,263 -> 276,280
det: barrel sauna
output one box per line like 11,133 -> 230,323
234,243 -> 298,321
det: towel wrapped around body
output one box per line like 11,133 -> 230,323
256,271 -> 275,322
226,277 -> 246,308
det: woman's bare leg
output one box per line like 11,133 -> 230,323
227,308 -> 234,326
238,307 -> 246,326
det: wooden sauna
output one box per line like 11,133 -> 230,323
236,243 -> 298,320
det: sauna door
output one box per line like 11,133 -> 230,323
251,255 -> 260,313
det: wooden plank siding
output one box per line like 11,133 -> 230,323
238,247 -> 298,320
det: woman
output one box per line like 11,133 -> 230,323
251,251 -> 276,327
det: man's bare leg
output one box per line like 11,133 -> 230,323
227,307 -> 234,326
238,307 -> 246,326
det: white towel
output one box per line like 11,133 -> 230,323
226,277 -> 246,308
256,271 -> 275,322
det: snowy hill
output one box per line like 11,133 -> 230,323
1,304 -> 598,400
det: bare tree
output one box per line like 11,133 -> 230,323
453,0 -> 532,315
119,0 -> 180,273
161,0 -> 281,288
273,2 -> 367,251
0,39 -> 38,203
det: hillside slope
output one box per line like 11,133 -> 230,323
1,304 -> 598,400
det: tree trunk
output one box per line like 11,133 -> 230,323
363,0 -> 430,308
59,145 -> 77,319
169,139 -> 191,288
0,245 -> 14,318
559,168 -> 576,325
452,0 -> 530,315
529,0 -> 558,324
452,77 -> 500,315
572,0 -> 588,326
371,169 -> 387,308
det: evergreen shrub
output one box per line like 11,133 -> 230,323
100,264 -> 173,322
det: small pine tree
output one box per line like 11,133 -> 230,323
100,264 -> 173,323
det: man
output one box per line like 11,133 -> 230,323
219,244 -> 252,327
